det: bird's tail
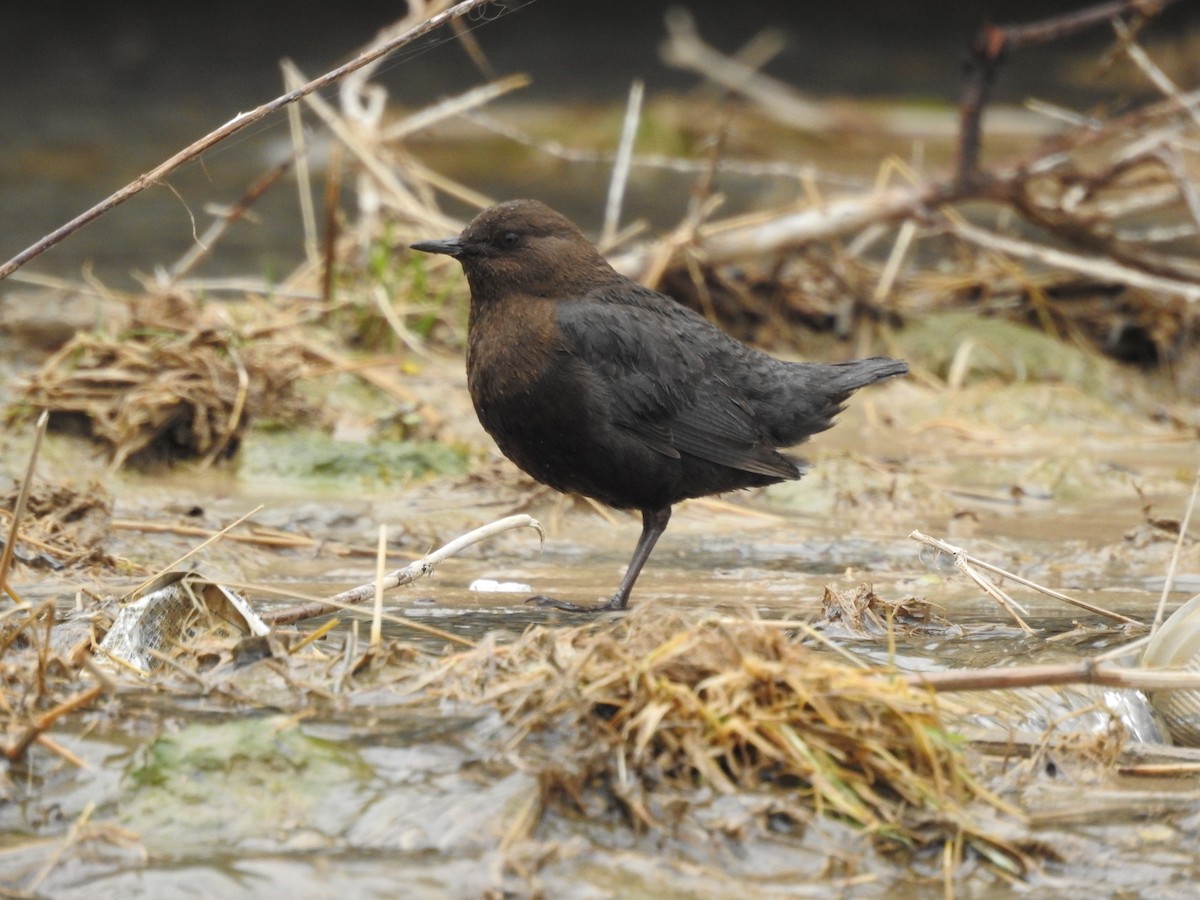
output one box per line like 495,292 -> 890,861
757,354 -> 909,447
826,356 -> 909,393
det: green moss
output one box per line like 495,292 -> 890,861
897,312 -> 1114,393
123,717 -> 367,855
241,429 -> 468,487
330,224 -> 467,353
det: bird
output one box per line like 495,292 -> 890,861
411,199 -> 908,612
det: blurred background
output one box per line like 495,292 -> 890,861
4,0 -> 1199,286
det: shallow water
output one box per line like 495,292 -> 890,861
3,365 -> 1198,896
2,5 -> 1199,888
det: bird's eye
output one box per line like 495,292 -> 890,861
499,231 -> 520,248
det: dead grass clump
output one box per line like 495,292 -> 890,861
11,329 -> 310,468
818,584 -> 954,637
420,606 -> 1025,868
0,479 -> 113,569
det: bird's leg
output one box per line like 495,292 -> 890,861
528,506 -> 672,613
607,506 -> 672,609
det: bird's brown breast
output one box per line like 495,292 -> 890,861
465,292 -> 679,509
466,291 -> 560,405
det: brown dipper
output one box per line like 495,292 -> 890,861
412,200 -> 908,612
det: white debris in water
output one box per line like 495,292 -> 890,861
469,578 -> 532,593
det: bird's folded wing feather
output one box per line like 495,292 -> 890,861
556,297 -> 799,479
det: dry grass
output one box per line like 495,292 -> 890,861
0,5 -> 1197,892
406,605 -> 1030,870
818,583 -> 953,636
11,327 -> 310,468
0,479 -> 113,570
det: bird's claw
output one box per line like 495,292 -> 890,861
526,594 -> 627,614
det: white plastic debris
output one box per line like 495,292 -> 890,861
100,570 -> 269,673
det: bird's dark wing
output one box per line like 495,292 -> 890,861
556,291 -> 799,479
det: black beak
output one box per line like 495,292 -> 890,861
410,237 -> 464,257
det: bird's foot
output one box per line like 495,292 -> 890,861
526,593 -> 627,613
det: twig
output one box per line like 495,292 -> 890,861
371,283 -> 434,358
0,410 -> 49,605
382,73 -> 531,142
1114,19 -> 1200,230
949,217 -> 1200,303
372,524 -> 386,649
1157,144 -> 1200,231
161,157 -> 295,287
1115,18 -> 1200,131
953,557 -> 1036,634
281,59 -> 453,229
291,592 -> 473,647
35,734 -> 89,770
1152,463 -> 1200,630
907,658 -> 1200,693
602,79 -> 645,249
261,513 -> 544,625
4,684 -> 108,761
449,15 -> 497,80
121,505 -> 265,601
610,183 -> 942,278
289,617 -> 340,654
110,518 -> 379,555
1119,762 -> 1200,776
660,8 -> 837,133
954,0 -> 1181,186
321,142 -> 344,310
25,801 -> 96,893
874,218 -> 918,303
0,0 -> 498,281
910,529 -> 1141,626
283,62 -> 320,268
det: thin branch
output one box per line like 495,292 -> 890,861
955,0 -> 1182,186
160,157 -> 295,287
0,411 -> 49,605
610,184 -> 944,278
908,659 -> 1200,693
910,529 -> 1142,625
1114,17 -> 1200,130
120,506 -> 265,601
0,0 -> 497,281
660,8 -> 837,133
949,217 -> 1200,303
382,73 -> 531,142
602,79 -> 645,249
262,514 -> 544,625
1152,463 -> 1200,630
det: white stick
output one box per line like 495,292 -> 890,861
602,80 -> 645,249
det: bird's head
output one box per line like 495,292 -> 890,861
411,199 -> 616,304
